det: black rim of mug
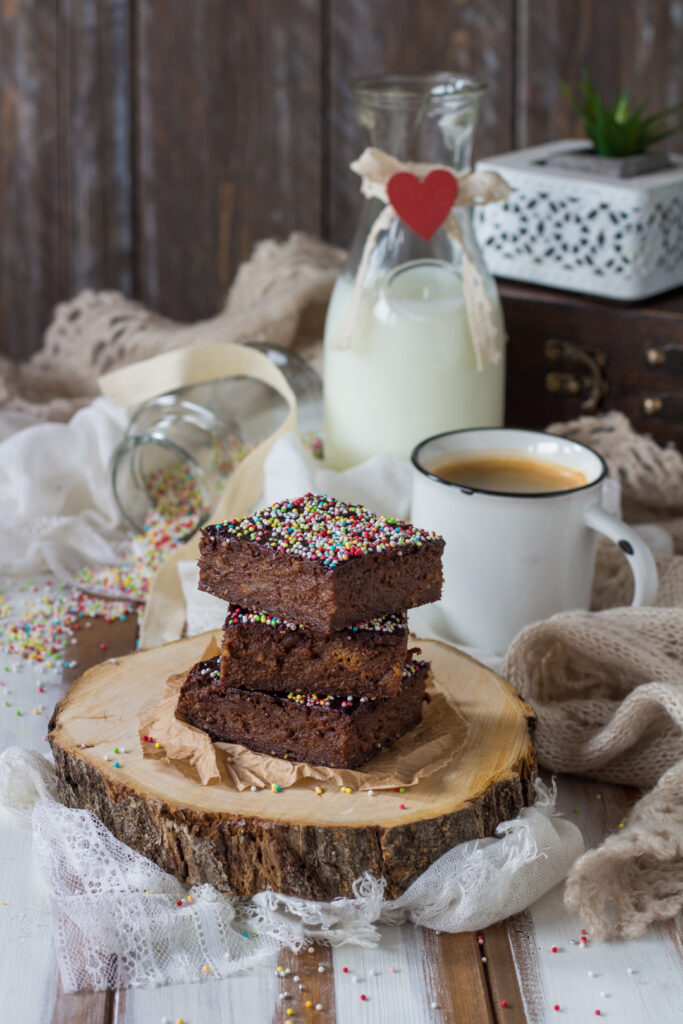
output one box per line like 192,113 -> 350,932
410,426 -> 609,500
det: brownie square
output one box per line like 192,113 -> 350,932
175,655 -> 429,770
198,493 -> 444,630
219,606 -> 411,698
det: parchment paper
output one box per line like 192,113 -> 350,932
139,637 -> 468,791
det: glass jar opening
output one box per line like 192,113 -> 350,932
352,73 -> 486,111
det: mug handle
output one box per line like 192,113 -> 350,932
583,503 -> 658,607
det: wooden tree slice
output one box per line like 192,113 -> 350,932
49,632 -> 536,901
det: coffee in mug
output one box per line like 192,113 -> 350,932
411,428 -> 658,653
425,452 -> 587,494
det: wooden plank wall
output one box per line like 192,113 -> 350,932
1,0 -> 682,360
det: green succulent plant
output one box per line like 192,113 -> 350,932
561,71 -> 683,157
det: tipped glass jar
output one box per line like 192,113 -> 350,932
111,342 -> 322,535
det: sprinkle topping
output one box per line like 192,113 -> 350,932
224,604 -> 407,635
204,493 -> 441,569
190,657 -> 427,714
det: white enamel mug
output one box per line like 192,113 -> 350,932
411,427 -> 658,654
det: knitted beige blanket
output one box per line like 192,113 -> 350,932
3,232 -> 681,941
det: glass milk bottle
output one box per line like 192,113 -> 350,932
323,73 -> 506,470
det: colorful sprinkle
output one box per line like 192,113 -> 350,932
205,493 -> 441,570
225,603 -> 407,636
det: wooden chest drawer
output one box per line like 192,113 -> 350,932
501,281 -> 683,449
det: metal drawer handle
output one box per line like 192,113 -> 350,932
645,343 -> 683,368
544,339 -> 607,414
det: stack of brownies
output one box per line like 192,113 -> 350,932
175,493 -> 444,770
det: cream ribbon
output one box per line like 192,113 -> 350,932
99,342 -> 297,649
332,147 -> 511,370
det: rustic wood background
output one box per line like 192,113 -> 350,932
1,0 -> 683,360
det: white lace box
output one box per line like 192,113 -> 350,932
474,139 -> 683,301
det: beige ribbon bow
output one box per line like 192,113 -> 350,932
332,147 -> 511,370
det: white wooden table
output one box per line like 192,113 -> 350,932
0,576 -> 681,1024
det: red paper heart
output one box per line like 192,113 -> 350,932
387,170 -> 458,241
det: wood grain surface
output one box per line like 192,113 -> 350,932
133,0 -> 323,323
49,630 -> 536,900
4,1 -> 683,360
516,0 -> 683,149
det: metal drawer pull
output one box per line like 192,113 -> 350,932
642,396 -> 663,416
544,339 -> 607,414
644,342 -> 683,370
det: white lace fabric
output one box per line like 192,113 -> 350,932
0,748 -> 581,992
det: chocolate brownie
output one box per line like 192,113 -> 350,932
176,655 -> 429,770
219,606 -> 412,697
198,493 -> 444,630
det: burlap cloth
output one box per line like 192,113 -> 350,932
3,232 -> 681,941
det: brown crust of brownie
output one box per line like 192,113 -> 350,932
219,616 -> 411,697
176,656 -> 428,770
198,534 -> 444,631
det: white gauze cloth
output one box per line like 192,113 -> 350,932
0,747 -> 582,992
0,397 -> 129,578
